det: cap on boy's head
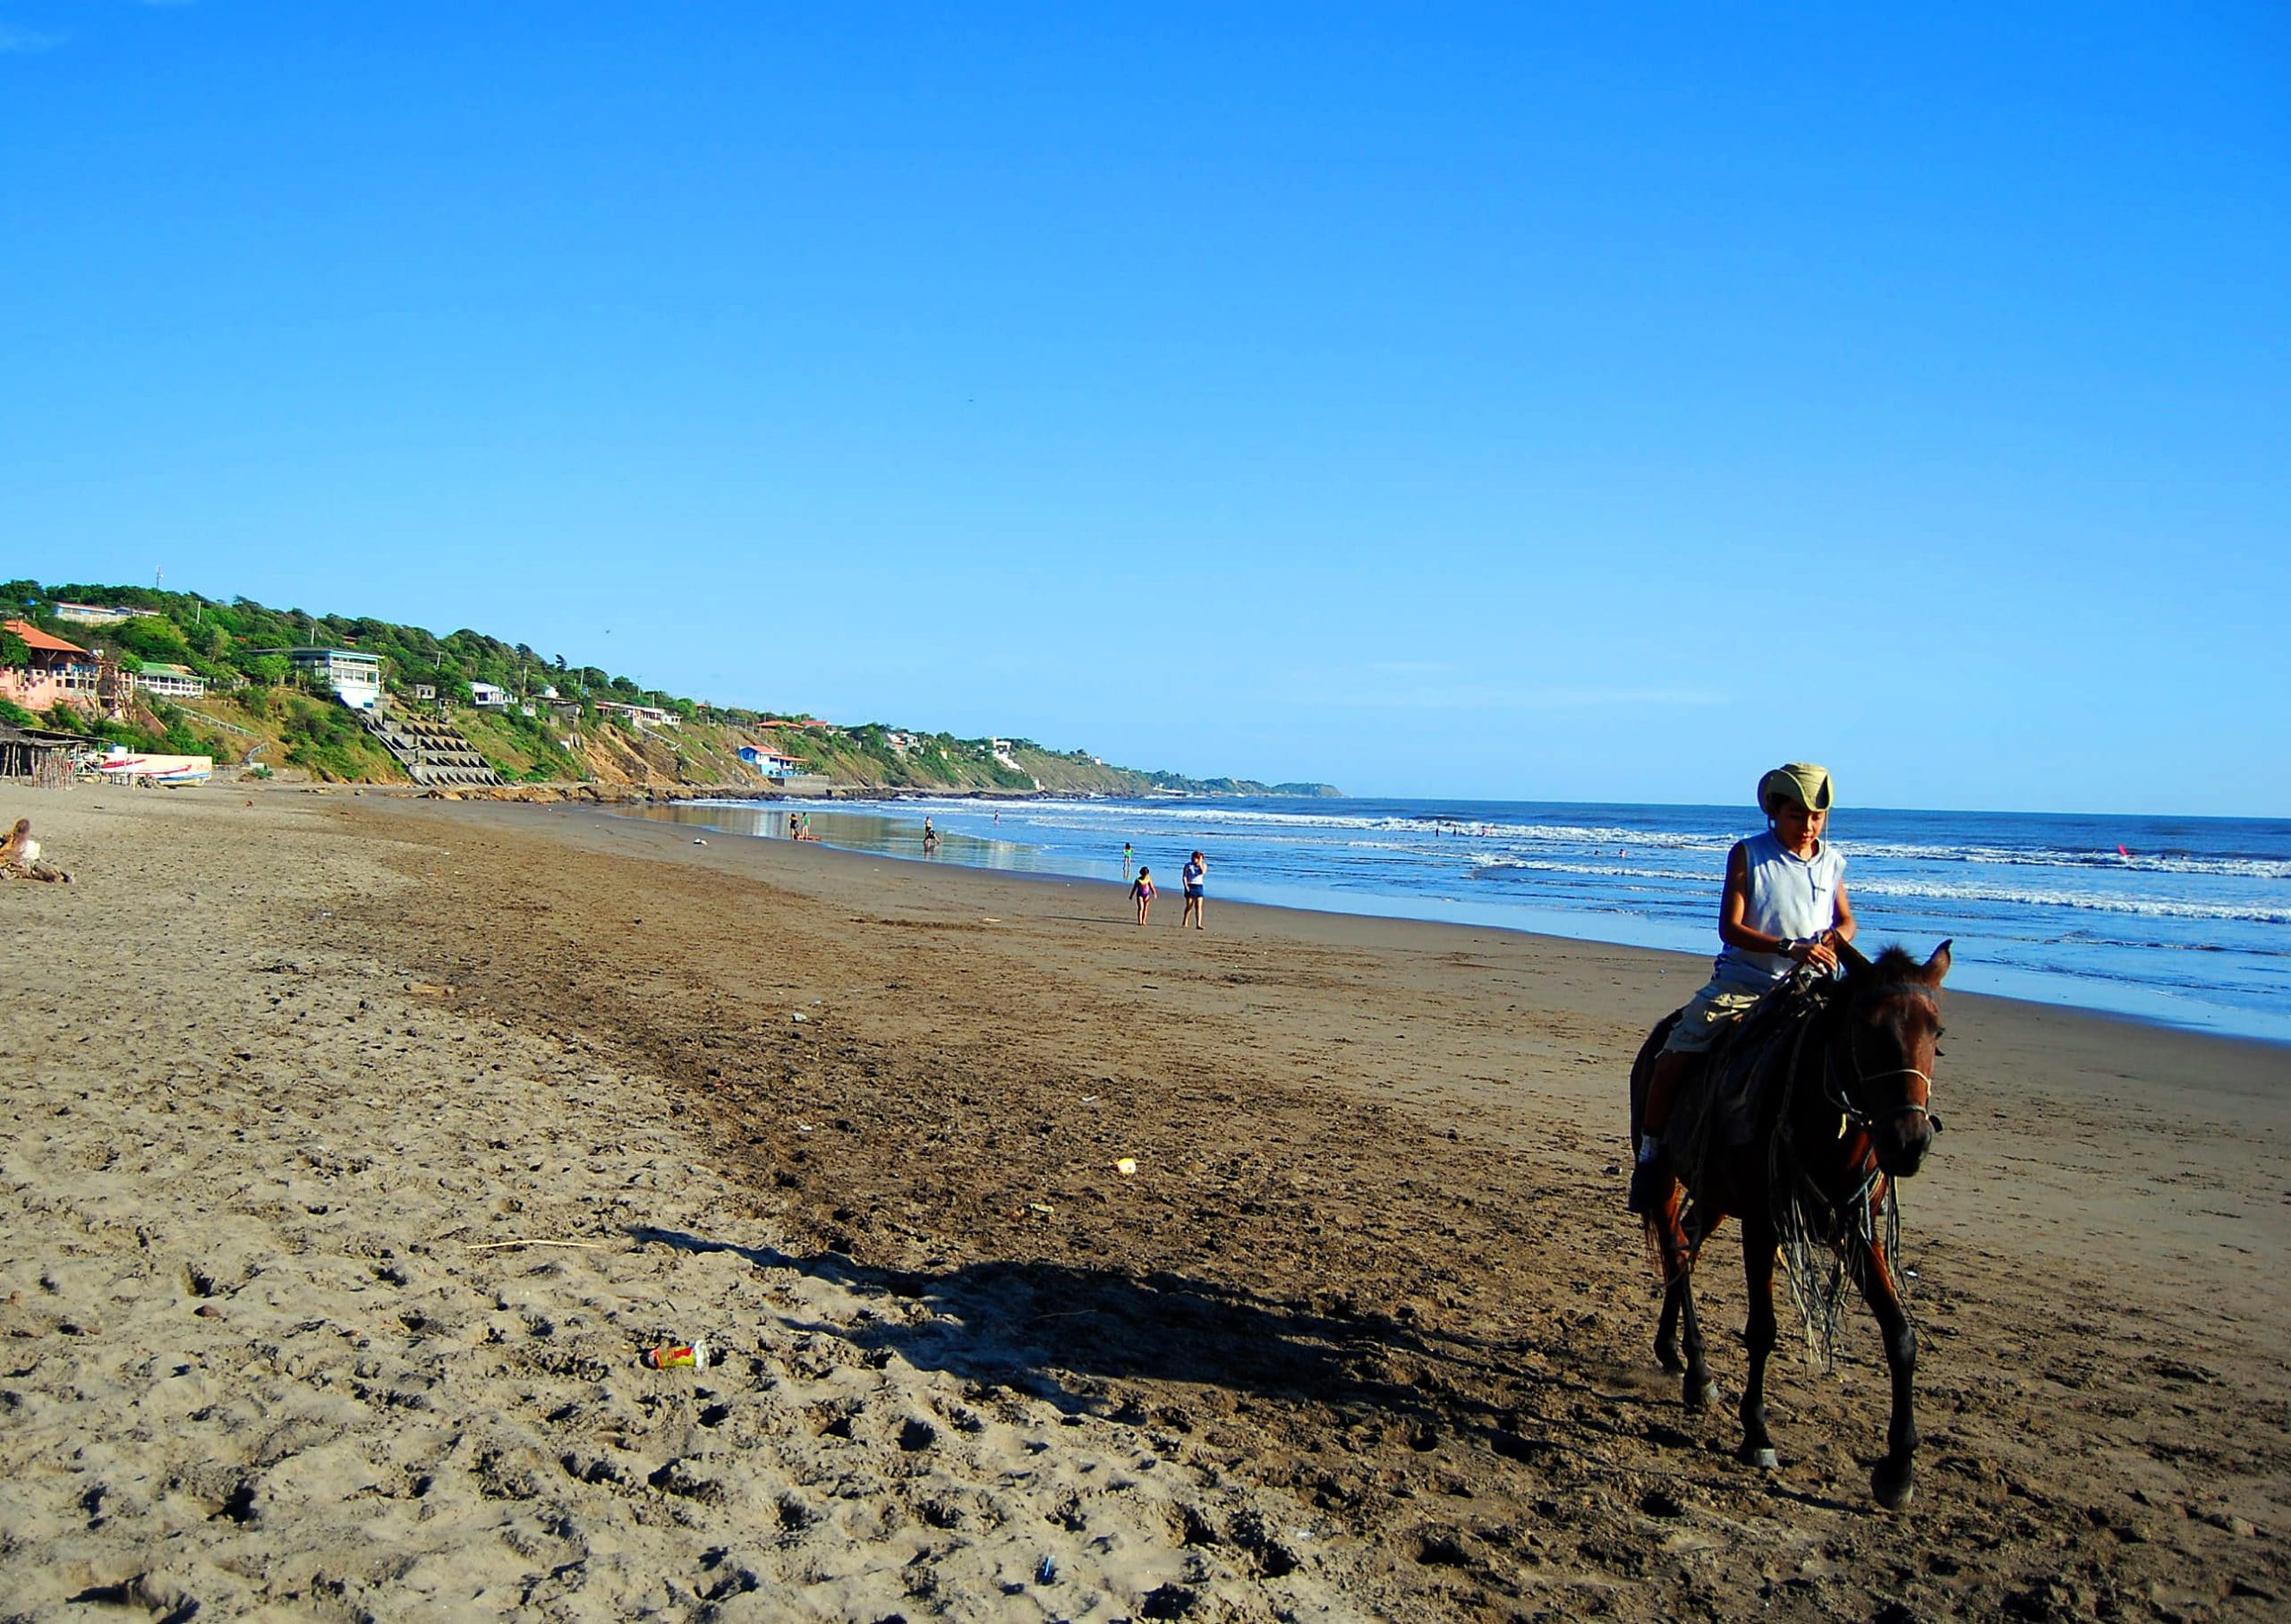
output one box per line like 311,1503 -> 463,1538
1759,762 -> 1834,816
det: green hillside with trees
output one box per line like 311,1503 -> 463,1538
0,580 -> 1340,796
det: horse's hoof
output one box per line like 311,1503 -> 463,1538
1657,1348 -> 1686,1375
1741,1445 -> 1778,1470
1685,1379 -> 1720,1413
1872,1463 -> 1916,1511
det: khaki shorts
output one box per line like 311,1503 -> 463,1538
1660,982 -> 1767,1054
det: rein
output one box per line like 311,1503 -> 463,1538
1767,983 -> 1924,1366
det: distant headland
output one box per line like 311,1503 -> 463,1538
0,581 -> 1341,798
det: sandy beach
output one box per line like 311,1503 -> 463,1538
2,785 -> 2283,1622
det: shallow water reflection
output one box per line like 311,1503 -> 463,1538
626,802 -> 1076,874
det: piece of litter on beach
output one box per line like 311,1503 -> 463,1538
1115,1158 -> 1137,1177
796,1123 -> 813,1133
466,1238 -> 609,1252
693,838 -> 707,845
1026,1203 -> 1054,1217
983,917 -> 1001,923
1080,1095 -> 1098,1104
791,1011 -> 807,1023
1036,1555 -> 1058,1585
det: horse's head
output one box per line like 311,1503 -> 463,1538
1836,940 -> 1952,1178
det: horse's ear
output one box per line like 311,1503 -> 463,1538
1838,938 -> 1873,976
1921,940 -> 1953,984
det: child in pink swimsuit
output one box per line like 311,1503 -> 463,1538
1131,868 -> 1155,926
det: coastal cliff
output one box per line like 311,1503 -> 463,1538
0,582 -> 1339,797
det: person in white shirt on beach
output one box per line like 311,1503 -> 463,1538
1181,851 -> 1207,930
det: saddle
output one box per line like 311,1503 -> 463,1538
1661,976 -> 1831,1175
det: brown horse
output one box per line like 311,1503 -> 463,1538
1627,940 -> 1951,1509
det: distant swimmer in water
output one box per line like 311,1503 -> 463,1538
923,816 -> 938,851
1122,841 -> 1134,879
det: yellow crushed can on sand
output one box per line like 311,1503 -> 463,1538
643,1338 -> 710,1370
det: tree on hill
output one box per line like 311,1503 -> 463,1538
108,616 -> 195,666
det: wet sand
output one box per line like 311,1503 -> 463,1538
2,785 -> 2283,1621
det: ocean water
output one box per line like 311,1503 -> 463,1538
644,796 -> 2291,1045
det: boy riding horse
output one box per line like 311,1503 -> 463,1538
1631,762 -> 1857,1214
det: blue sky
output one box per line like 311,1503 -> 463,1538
3,4 -> 2285,813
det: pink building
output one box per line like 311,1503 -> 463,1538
1,620 -> 102,711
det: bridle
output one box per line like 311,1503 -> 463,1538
1844,1065 -> 1934,1127
1823,989 -> 1941,1137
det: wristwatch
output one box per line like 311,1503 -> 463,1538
1776,937 -> 1798,957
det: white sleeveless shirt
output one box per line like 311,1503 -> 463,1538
1711,829 -> 1846,990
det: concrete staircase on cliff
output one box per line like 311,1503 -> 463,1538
359,704 -> 504,788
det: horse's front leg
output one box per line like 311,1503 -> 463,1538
1737,1218 -> 1779,1469
1854,1226 -> 1920,1510
1655,1277 -> 1684,1374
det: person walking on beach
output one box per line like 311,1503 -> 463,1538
1630,762 -> 1856,1214
1181,850 -> 1208,930
1122,841 -> 1134,880
1131,866 -> 1155,926
923,817 -> 938,852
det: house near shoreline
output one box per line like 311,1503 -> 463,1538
52,602 -> 158,628
1,619 -> 105,711
737,744 -> 807,781
470,681 -> 510,710
256,647 -> 383,710
133,661 -> 209,700
594,699 -> 679,730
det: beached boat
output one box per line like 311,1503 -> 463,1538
91,748 -> 213,786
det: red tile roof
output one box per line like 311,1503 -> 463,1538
3,619 -> 89,656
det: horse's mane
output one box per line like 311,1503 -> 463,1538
1869,945 -> 1921,979
1851,946 -> 1936,1008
